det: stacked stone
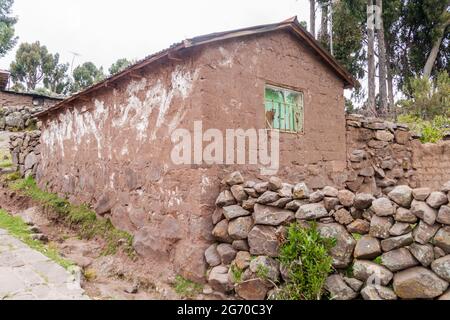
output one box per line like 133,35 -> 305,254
9,131 -> 41,178
345,114 -> 416,195
205,171 -> 450,300
0,105 -> 43,131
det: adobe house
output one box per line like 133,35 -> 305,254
35,17 -> 356,282
0,70 -> 62,109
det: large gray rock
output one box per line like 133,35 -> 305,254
317,223 -> 356,268
208,266 -> 233,292
426,192 -> 448,208
437,205 -> 450,225
354,193 -> 375,210
296,203 -> 329,220
412,188 -> 431,201
361,285 -> 397,300
292,183 -> 309,200
277,183 -> 293,198
225,171 -> 244,186
24,152 -> 37,171
212,220 -> 233,243
234,251 -> 251,269
389,222 -> 412,236
442,181 -> 450,193
268,176 -> 283,191
353,260 -> 393,286
338,190 -> 355,207
381,248 -> 419,272
370,216 -> 393,239
371,198 -> 394,216
216,243 -> 237,265
354,236 -> 381,259
235,279 -> 268,300
257,191 -> 280,204
325,274 -> 357,300
230,185 -> 248,202
228,216 -> 253,240
434,227 -> 450,253
334,208 -> 354,225
411,200 -> 437,225
222,205 -> 251,220
309,190 -> 324,203
393,267 -> 449,299
347,219 -> 370,235
431,255 -> 450,282
380,233 -> 413,252
395,207 -> 417,223
409,243 -> 435,267
249,256 -> 280,283
252,204 -> 294,226
248,225 -> 282,257
323,186 -> 339,197
343,277 -> 364,292
388,185 -> 413,208
204,244 -> 221,267
412,220 -> 440,244
216,191 -> 236,207
324,197 -> 340,211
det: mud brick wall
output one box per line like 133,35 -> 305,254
412,141 -> 450,190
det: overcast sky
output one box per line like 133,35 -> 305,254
0,0 -> 311,72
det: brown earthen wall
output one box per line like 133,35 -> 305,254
0,91 -> 60,108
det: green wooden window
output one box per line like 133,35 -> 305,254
264,85 -> 304,133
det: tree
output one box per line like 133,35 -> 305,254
0,0 -> 17,58
376,0 -> 388,115
318,1 -> 330,46
109,58 -> 131,75
43,53 -> 70,95
310,0 -> 316,38
10,41 -> 54,90
367,0 -> 376,115
71,62 -> 105,93
423,1 -> 450,78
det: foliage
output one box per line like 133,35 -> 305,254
43,53 -> 70,95
398,114 -> 449,143
71,62 -> 105,93
109,58 -> 132,75
0,0 -> 17,58
173,275 -> 203,299
10,41 -> 54,90
230,264 -> 243,283
373,256 -> 382,265
0,149 -> 12,168
0,209 -> 73,269
274,222 -> 335,300
398,72 -> 450,120
9,176 -> 134,256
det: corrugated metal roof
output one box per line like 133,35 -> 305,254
37,16 -> 358,118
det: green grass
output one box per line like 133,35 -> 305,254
373,256 -> 382,265
0,209 -> 73,269
0,150 -> 12,169
230,264 -> 244,283
274,222 -> 336,300
8,176 -> 134,256
173,275 -> 203,299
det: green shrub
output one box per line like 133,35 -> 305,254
398,114 -> 449,143
274,222 -> 335,300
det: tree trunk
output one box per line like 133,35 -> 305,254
376,0 -> 388,117
423,19 -> 449,78
319,2 -> 329,45
310,0 -> 316,38
367,0 -> 376,116
385,37 -> 395,115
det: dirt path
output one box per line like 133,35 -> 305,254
0,228 -> 89,300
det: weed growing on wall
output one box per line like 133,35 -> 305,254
173,275 -> 203,299
398,114 -> 449,143
274,222 -> 335,300
8,176 -> 134,256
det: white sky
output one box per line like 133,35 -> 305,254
0,0 -> 311,72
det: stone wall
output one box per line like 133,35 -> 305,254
206,171 -> 450,300
412,141 -> 450,190
9,131 -> 41,178
0,105 -> 43,131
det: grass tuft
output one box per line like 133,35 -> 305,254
173,275 -> 203,299
0,209 -> 73,269
9,176 -> 134,256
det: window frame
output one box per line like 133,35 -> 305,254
264,83 -> 305,134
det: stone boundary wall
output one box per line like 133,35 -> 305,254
0,105 -> 43,131
412,141 -> 450,190
206,171 -> 450,300
9,131 -> 41,178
